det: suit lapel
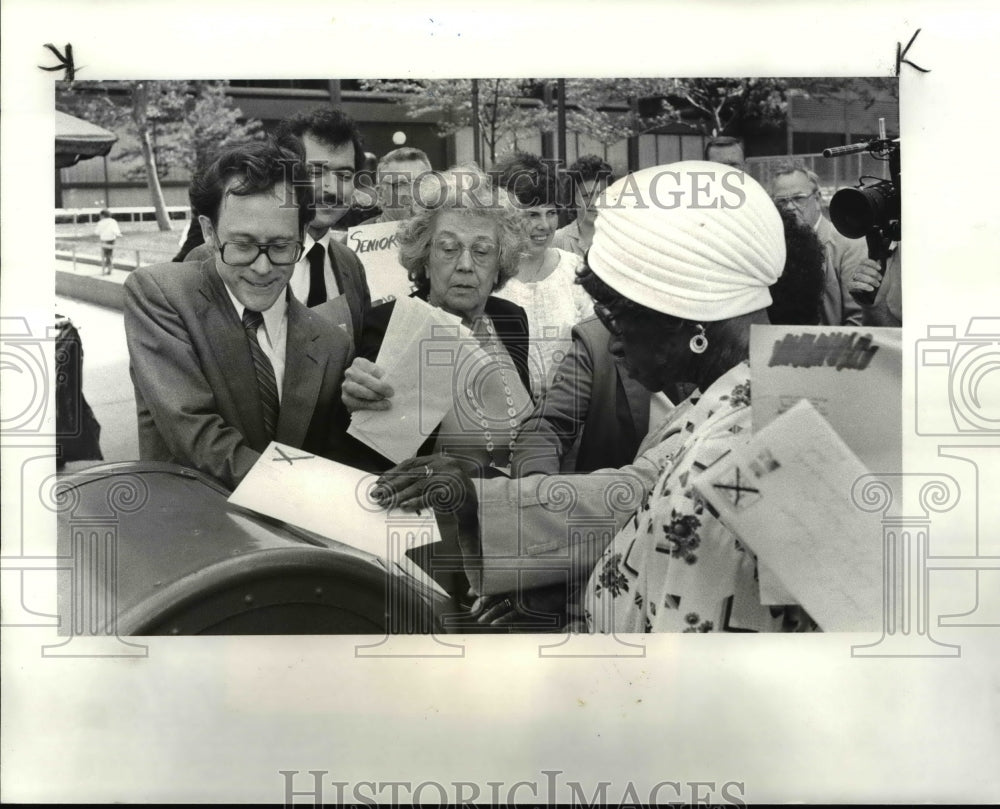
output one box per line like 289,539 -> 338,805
326,241 -> 348,300
195,257 -> 268,448
278,299 -> 327,449
327,241 -> 362,344
618,357 -> 650,440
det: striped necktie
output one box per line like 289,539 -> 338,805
241,308 -> 279,440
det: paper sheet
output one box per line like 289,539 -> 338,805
348,297 -> 480,463
692,400 -> 882,632
228,442 -> 444,595
750,325 -> 903,474
345,220 -> 413,302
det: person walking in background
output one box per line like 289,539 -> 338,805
94,208 -> 121,274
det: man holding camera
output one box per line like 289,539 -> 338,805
770,163 -> 874,327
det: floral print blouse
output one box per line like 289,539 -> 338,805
584,362 -> 785,633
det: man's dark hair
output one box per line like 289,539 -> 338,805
99,208 -> 112,218
704,136 -> 743,160
189,139 -> 311,232
492,150 -> 560,207
768,207 -> 826,326
565,155 -> 615,193
276,107 -> 365,172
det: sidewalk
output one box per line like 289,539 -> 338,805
55,257 -> 130,311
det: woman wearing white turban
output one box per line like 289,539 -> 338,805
575,161 -> 793,632
376,162 -> 811,633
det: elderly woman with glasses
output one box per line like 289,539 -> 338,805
341,167 -> 534,472
375,162 -> 816,633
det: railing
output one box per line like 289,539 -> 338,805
746,151 -> 893,197
55,206 -> 190,227
55,240 -> 177,273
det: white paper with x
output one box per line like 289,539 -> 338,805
228,442 -> 443,595
692,400 -> 882,632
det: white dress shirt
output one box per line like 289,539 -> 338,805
289,231 -> 342,304
221,285 -> 288,403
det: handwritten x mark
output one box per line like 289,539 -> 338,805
712,467 -> 760,507
271,446 -> 315,465
38,43 -> 78,81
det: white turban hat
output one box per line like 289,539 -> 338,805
587,161 -> 786,321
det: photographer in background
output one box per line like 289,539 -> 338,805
770,162 -> 877,328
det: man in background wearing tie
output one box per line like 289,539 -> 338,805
276,108 -> 372,349
123,140 -> 353,490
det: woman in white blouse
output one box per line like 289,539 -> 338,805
491,152 -> 593,398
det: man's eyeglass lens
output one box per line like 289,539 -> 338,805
221,241 -> 304,266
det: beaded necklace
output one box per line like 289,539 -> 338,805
467,315 -> 523,469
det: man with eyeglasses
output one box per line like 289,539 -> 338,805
769,163 -> 869,327
123,140 -> 354,490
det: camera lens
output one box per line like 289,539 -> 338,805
830,181 -> 897,240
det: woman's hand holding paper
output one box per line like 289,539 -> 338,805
342,357 -> 395,412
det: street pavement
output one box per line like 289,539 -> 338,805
55,295 -> 137,463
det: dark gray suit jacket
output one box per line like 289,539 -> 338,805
123,256 -> 352,490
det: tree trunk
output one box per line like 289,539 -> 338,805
132,82 -> 172,231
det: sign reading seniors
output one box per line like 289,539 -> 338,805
346,221 -> 413,301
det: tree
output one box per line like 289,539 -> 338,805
788,77 -> 899,109
56,80 -> 264,230
659,78 -> 788,137
360,78 -> 555,164
182,81 -> 265,173
563,78 -> 681,154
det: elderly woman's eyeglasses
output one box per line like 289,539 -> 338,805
431,237 -> 498,267
211,235 -> 304,267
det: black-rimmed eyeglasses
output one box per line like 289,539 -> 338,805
212,235 -> 305,267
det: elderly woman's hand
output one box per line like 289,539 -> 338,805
372,454 -> 478,516
342,357 -> 394,412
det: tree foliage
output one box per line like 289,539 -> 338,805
56,80 -> 264,230
359,78 -> 555,164
657,78 -> 788,136
563,78 -> 680,147
788,77 -> 899,109
361,77 -> 791,161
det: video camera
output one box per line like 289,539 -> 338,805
823,118 -> 900,306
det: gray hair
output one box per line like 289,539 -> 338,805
770,161 -> 821,197
397,165 -> 526,296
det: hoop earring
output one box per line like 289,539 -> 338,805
689,324 -> 708,354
